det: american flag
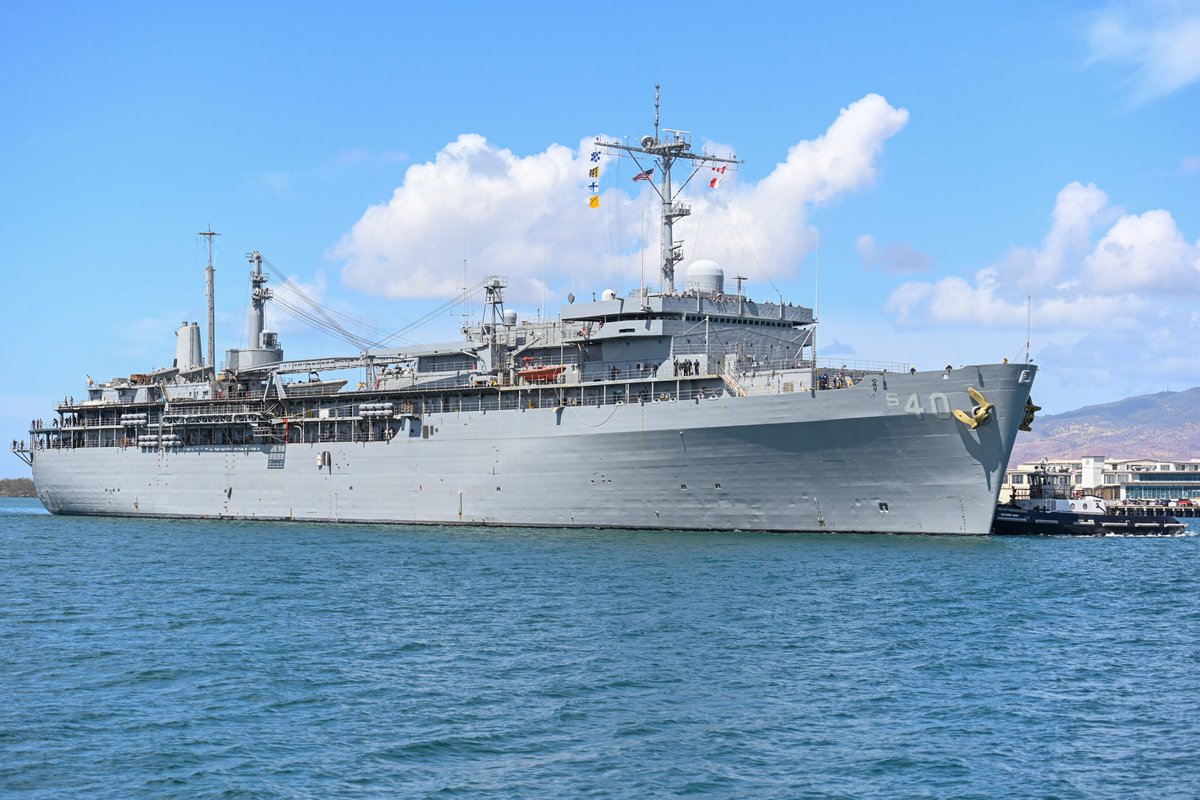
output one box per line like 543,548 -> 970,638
633,168 -> 653,182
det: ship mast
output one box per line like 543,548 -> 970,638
247,250 -> 271,348
596,84 -> 740,293
198,228 -> 219,379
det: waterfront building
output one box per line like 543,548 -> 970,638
1003,456 -> 1200,504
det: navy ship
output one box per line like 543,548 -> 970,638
13,94 -> 1038,534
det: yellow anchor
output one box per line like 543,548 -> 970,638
952,386 -> 994,429
1018,396 -> 1041,431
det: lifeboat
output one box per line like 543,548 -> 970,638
517,358 -> 565,384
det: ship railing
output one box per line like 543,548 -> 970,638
809,359 -> 909,391
579,359 -> 669,383
723,355 -> 815,375
1007,484 -> 1071,502
213,389 -> 260,401
367,359 -> 691,391
815,357 -> 910,374
10,438 -> 32,466
374,383 -> 734,416
33,383 -> 756,451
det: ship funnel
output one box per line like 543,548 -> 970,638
190,322 -> 203,368
175,321 -> 204,371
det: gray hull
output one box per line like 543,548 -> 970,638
32,364 -> 1033,534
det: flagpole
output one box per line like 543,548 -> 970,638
1026,294 -> 1031,364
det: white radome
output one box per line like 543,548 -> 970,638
685,259 -> 724,294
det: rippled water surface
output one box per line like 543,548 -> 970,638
2,498 -> 1198,798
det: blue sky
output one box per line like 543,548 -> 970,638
2,1 -> 1198,477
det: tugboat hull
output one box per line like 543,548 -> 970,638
992,506 -> 1187,536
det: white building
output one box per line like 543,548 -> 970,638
1003,457 -> 1200,504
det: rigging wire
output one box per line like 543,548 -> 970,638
706,212 -> 783,299
367,277 -> 491,349
245,252 -> 492,354
690,173 -> 717,261
270,297 -> 368,350
260,257 -> 367,349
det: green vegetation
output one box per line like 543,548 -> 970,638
0,478 -> 36,497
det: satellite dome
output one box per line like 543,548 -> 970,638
685,260 -> 725,294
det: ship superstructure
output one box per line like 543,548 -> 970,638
14,94 -> 1037,534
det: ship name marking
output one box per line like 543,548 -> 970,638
887,392 -> 953,418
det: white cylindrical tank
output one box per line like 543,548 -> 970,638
176,321 -> 205,370
685,260 -> 725,294
174,322 -> 188,369
175,322 -> 193,370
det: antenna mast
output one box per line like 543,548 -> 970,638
654,82 -> 660,143
1025,295 -> 1031,363
596,84 -> 740,293
246,250 -> 270,349
461,258 -> 470,336
198,228 -> 220,376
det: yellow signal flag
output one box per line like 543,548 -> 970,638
588,167 -> 600,178
589,195 -> 600,209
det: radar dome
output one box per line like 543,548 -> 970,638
685,260 -> 725,294
601,289 -> 618,301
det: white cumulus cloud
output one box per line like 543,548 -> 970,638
1083,209 -> 1200,292
885,181 -> 1199,332
332,94 -> 909,304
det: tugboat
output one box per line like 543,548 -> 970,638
992,464 -> 1187,536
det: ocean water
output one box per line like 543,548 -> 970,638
1,498 -> 1198,799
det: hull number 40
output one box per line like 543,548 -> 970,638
886,392 -> 951,416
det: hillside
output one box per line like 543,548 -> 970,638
1010,387 -> 1200,464
0,477 -> 35,497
